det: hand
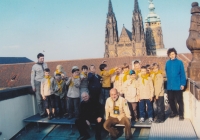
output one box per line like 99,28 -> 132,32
180,86 -> 184,90
42,96 -> 46,100
156,96 -> 159,100
102,60 -> 107,64
86,120 -> 90,126
149,97 -> 153,101
97,117 -> 102,123
32,88 -> 36,92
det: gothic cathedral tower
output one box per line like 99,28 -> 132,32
132,0 -> 146,56
145,0 -> 164,55
104,0 -> 119,58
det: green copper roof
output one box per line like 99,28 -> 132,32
145,0 -> 161,23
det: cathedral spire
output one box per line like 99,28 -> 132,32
108,0 -> 114,16
134,0 -> 140,13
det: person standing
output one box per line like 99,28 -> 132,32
31,53 -> 48,118
165,48 -> 186,120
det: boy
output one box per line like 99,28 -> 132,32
80,65 -> 89,97
111,67 -> 122,95
99,62 -> 117,105
123,70 -> 139,121
133,60 -> 141,78
151,63 -> 165,123
137,66 -> 154,123
40,68 -> 55,120
121,63 -> 130,96
66,66 -> 81,119
53,73 -> 66,119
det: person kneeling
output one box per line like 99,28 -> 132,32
104,88 -> 132,140
75,92 -> 104,140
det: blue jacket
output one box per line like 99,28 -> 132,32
88,72 -> 102,89
165,58 -> 186,90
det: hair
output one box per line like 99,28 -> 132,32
134,60 -> 140,65
82,65 -> 88,70
152,63 -> 160,69
44,68 -> 50,72
167,48 -> 177,56
37,53 -> 44,59
141,66 -> 147,70
99,64 -> 107,71
122,63 -> 129,69
146,64 -> 150,68
72,68 -> 79,73
55,73 -> 61,76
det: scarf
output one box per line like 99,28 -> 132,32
56,80 -> 63,93
45,75 -> 52,88
141,74 -> 149,85
69,76 -> 80,87
123,70 -> 130,82
81,72 -> 87,77
115,75 -> 119,81
135,70 -> 141,77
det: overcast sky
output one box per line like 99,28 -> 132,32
0,0 -> 194,62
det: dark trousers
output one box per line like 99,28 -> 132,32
44,94 -> 55,109
168,90 -> 184,116
100,88 -> 110,105
89,87 -> 101,102
75,118 -> 103,139
35,80 -> 45,115
55,95 -> 65,117
103,116 -> 132,139
139,99 -> 153,118
67,97 -> 80,117
156,96 -> 165,120
128,102 -> 138,120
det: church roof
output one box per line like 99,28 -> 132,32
119,26 -> 132,41
0,57 -> 33,64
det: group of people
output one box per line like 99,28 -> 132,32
31,47 -> 186,140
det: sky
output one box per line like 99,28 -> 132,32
0,0 -> 195,62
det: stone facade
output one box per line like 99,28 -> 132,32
145,0 -> 164,55
104,0 -> 146,58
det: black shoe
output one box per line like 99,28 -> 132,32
169,113 -> 177,118
154,119 -> 164,123
77,135 -> 84,140
179,116 -> 184,121
80,135 -> 90,140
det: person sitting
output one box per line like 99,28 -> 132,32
75,92 -> 104,140
53,73 -> 66,119
104,88 -> 132,140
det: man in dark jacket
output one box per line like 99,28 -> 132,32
165,48 -> 186,120
75,92 -> 104,140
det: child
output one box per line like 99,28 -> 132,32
80,65 -> 89,97
151,63 -> 165,123
133,60 -> 141,78
54,65 -> 66,79
121,63 -> 130,96
137,66 -> 154,123
41,68 -> 55,120
66,66 -> 81,119
146,64 -> 152,77
99,61 -> 117,105
111,67 -> 122,95
53,73 -> 66,119
123,70 -> 139,121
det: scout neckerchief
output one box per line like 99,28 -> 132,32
141,74 -> 149,85
45,75 -> 52,88
81,72 -> 87,78
115,74 -> 119,81
69,76 -> 80,87
37,62 -> 44,71
135,70 -> 141,77
113,97 -> 120,114
123,70 -> 130,82
56,80 -> 63,93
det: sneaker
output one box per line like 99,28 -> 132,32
179,116 -> 184,121
139,118 -> 144,123
149,118 -> 153,123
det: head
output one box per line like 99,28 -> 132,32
37,53 -> 44,63
72,66 -> 80,77
81,92 -> 90,102
56,65 -> 64,72
81,65 -> 88,73
141,66 -> 147,75
152,63 -> 160,73
89,65 -> 96,73
167,48 -> 177,60
122,63 -> 129,72
44,68 -> 50,76
129,70 -> 136,80
133,60 -> 141,71
110,88 -> 119,101
55,73 -> 62,82
99,63 -> 107,71
116,67 -> 122,74
146,64 -> 151,73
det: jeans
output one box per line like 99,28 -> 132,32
156,96 -> 165,120
168,90 -> 184,116
55,95 -> 66,116
100,88 -> 110,105
35,80 -> 45,115
67,97 -> 80,117
139,99 -> 153,118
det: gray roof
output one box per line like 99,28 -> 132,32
0,57 -> 33,64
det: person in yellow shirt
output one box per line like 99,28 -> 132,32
104,88 -> 132,139
111,67 -> 122,95
99,62 -> 117,105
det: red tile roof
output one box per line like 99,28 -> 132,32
0,53 -> 192,88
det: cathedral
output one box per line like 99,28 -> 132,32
104,0 -> 164,58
